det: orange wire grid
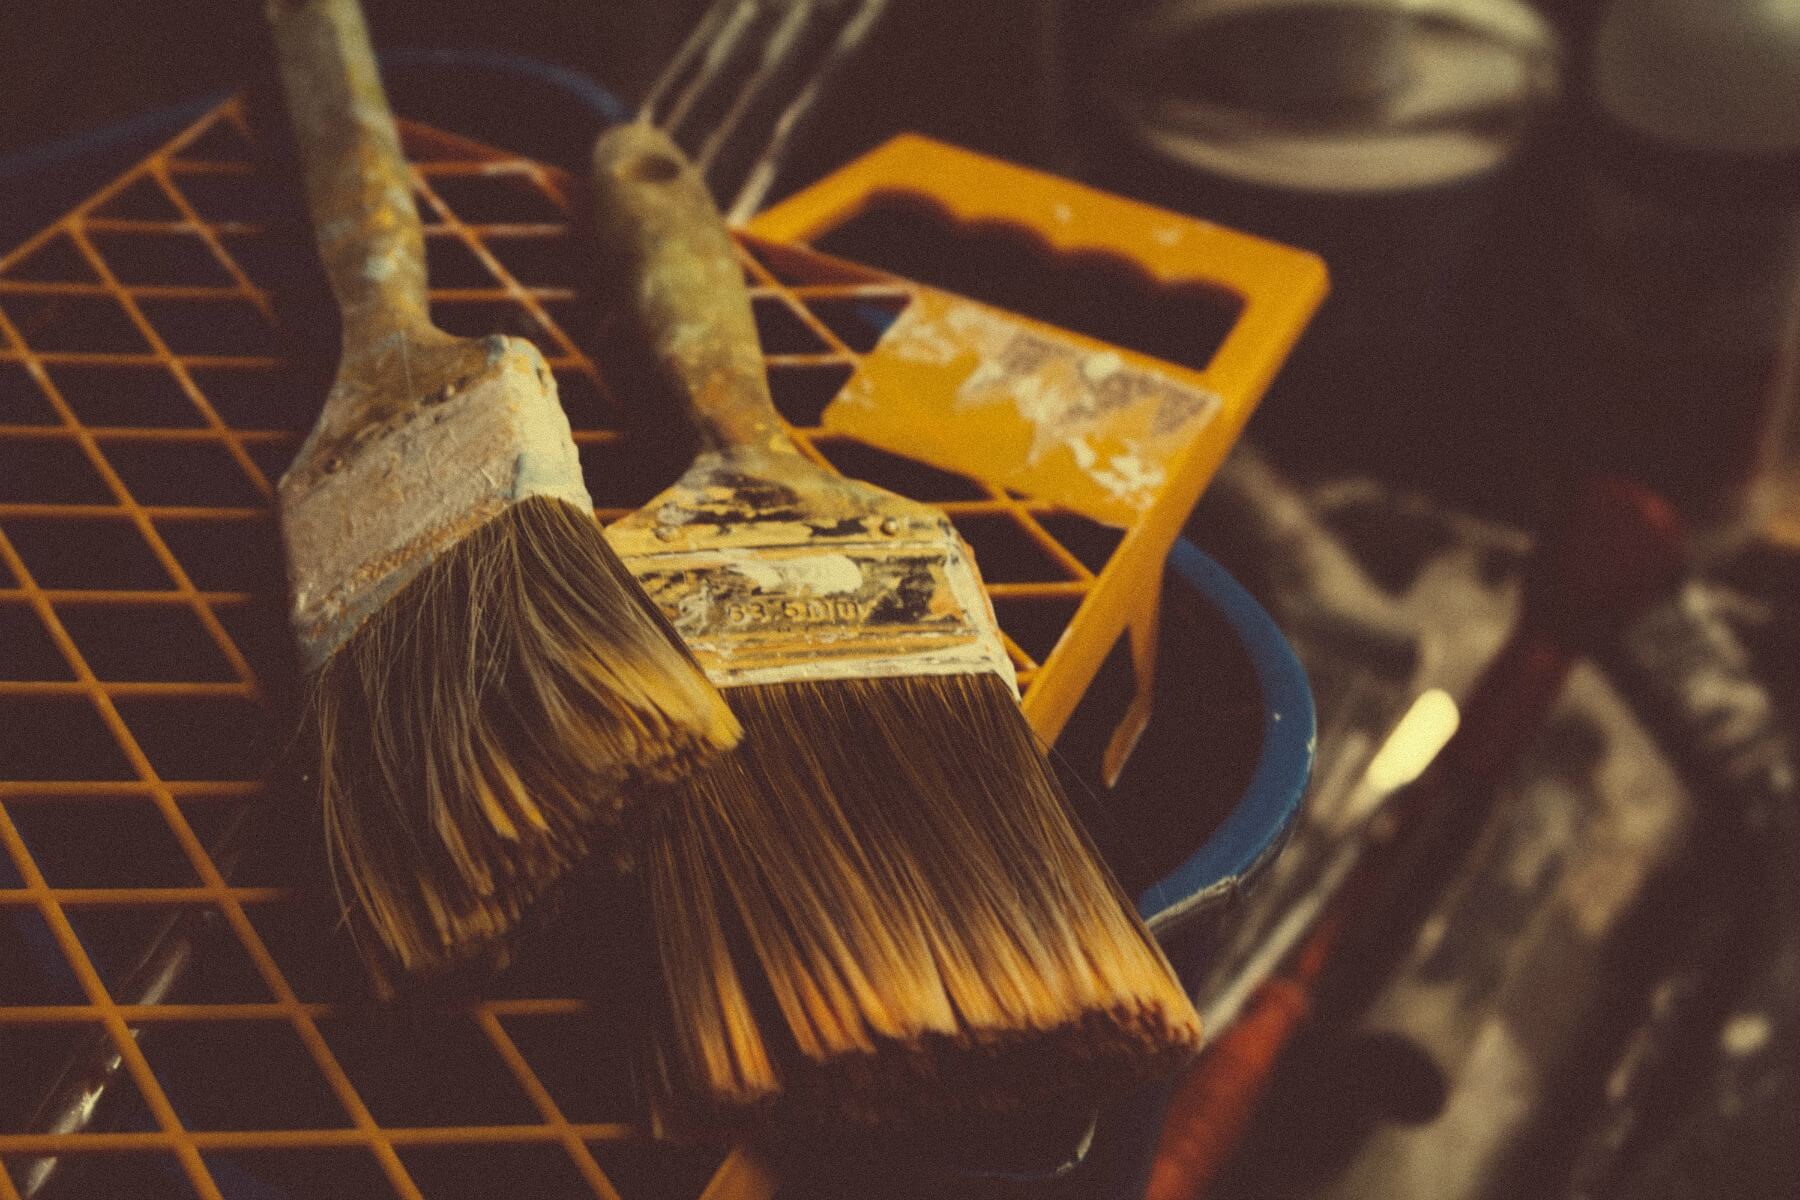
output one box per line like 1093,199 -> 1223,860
0,98 -> 1319,1200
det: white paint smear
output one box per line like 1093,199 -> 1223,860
731,553 -> 864,595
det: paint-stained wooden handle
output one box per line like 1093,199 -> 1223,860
268,0 -> 436,365
591,122 -> 792,455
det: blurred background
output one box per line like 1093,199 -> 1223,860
2,1 -> 1795,1197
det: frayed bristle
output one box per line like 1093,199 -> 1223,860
644,672 -> 1202,1133
307,494 -> 739,986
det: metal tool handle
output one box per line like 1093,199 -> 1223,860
642,0 -> 893,223
14,809 -> 252,1200
591,122 -> 793,455
268,0 -> 437,365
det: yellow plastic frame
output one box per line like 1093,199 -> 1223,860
747,135 -> 1326,777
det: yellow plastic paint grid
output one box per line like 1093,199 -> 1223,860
744,134 -> 1326,771
0,99 -> 1323,1200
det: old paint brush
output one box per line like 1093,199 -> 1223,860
592,123 -> 1202,1133
266,0 -> 738,986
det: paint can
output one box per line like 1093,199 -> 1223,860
1088,0 -> 1561,508
1568,0 -> 1800,559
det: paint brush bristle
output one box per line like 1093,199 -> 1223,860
645,672 -> 1202,1131
308,493 -> 737,983
268,0 -> 738,988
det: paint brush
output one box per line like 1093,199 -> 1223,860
266,0 -> 739,986
592,122 -> 1202,1132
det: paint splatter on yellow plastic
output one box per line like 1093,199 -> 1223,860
830,288 -> 1223,528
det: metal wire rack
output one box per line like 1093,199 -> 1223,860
0,98 -> 1320,1200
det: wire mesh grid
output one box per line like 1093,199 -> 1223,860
0,100 -> 1189,1200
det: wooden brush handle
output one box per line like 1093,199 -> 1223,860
268,0 -> 438,367
591,122 -> 792,455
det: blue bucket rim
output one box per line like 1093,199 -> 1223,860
1136,538 -> 1316,936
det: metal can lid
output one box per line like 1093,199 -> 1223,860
1102,0 -> 1561,194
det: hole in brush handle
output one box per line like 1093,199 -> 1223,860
628,152 -> 685,184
